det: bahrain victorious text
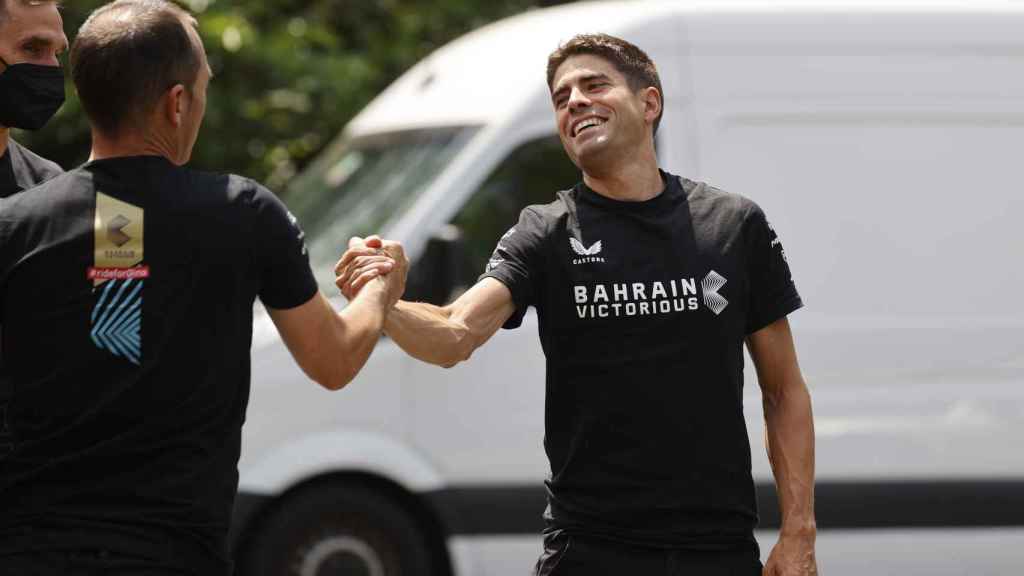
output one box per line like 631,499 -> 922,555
573,271 -> 729,319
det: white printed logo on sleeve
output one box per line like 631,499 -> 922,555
767,221 -> 787,263
573,270 -> 729,319
287,210 -> 308,256
486,227 -> 517,272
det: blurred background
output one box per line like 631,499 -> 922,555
12,1 -> 1023,575
16,0 -> 575,192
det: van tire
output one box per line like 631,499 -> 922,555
238,482 -> 435,576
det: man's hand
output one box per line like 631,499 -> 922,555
335,235 -> 408,306
763,533 -> 818,575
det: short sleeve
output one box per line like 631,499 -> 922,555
744,204 -> 803,334
250,184 -> 319,310
479,207 -> 546,329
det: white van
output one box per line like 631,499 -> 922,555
230,1 -> 1024,574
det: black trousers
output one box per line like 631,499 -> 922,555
0,551 -> 192,576
534,532 -> 763,576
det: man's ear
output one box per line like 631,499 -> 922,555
642,86 -> 662,126
163,84 -> 187,127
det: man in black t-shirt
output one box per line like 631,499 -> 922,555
0,0 -> 67,198
0,1 -> 407,574
339,35 -> 818,575
0,0 -> 67,509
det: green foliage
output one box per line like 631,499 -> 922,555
16,0 -> 567,191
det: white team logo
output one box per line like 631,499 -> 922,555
486,228 -> 517,272
701,270 -> 729,315
486,257 -> 504,272
570,238 -> 602,256
570,237 -> 606,265
768,221 -> 788,262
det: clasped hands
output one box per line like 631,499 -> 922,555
335,235 -> 408,306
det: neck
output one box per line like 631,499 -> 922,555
581,141 -> 662,202
0,128 -> 9,158
89,127 -> 178,165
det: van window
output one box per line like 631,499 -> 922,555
453,135 -> 579,273
405,135 -> 579,303
287,127 -> 479,288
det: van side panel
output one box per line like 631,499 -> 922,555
676,12 -> 1024,481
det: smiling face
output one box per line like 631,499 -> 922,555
0,1 -> 68,69
550,54 -> 659,174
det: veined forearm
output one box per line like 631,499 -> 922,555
764,381 -> 817,537
384,300 -> 472,368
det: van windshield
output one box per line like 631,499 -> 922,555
286,126 -> 479,289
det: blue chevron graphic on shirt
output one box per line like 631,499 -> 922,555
90,278 -> 143,365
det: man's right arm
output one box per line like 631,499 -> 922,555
268,274 -> 397,391
251,184 -> 402,391
385,278 -> 515,368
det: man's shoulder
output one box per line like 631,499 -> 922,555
141,163 -> 272,211
9,139 -> 63,183
3,168 -> 84,212
520,185 -> 578,227
207,170 -> 278,206
173,164 -> 261,199
675,174 -> 762,223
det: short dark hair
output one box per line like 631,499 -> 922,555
70,0 -> 201,136
547,33 -> 664,135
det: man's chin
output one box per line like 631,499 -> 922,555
573,142 -> 615,173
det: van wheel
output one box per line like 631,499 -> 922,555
240,482 -> 435,576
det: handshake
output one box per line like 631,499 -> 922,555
334,235 -> 409,307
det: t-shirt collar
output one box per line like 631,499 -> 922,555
578,169 -> 680,213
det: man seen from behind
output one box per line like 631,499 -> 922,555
0,1 -> 406,574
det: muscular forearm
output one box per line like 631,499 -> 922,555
764,380 -> 817,538
384,300 -> 473,368
328,279 -> 391,386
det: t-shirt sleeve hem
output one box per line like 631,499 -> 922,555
260,281 -> 319,311
745,292 -> 804,335
479,270 -> 529,329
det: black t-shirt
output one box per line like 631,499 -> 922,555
0,138 -> 63,199
0,156 -> 317,573
481,171 -> 802,549
0,139 -> 62,391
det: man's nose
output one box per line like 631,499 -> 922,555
567,86 -> 591,112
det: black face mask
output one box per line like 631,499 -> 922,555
0,57 -> 66,131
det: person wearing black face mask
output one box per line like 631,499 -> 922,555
0,1 -> 67,518
0,0 -> 67,199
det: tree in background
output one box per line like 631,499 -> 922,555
16,0 -> 573,191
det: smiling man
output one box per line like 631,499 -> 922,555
0,0 -> 66,198
338,33 -> 818,576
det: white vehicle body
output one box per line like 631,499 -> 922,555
233,2 -> 1024,574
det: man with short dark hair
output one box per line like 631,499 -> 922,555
0,1 -> 407,573
0,0 -> 66,198
339,33 -> 818,575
